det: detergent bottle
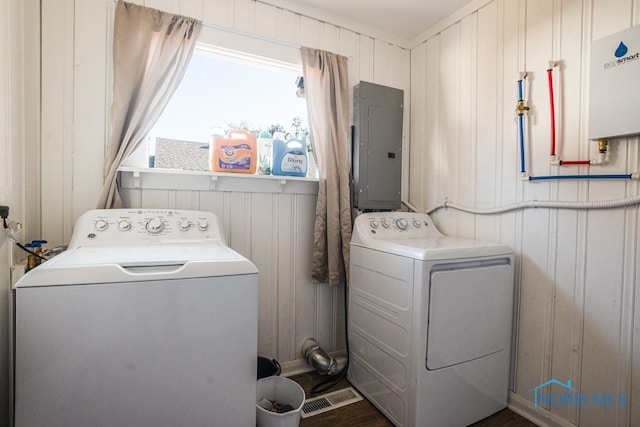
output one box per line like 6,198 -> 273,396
209,129 -> 257,174
270,132 -> 286,171
257,130 -> 273,175
272,136 -> 308,177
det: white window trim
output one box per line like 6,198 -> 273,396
119,167 -> 318,195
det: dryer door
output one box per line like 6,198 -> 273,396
426,261 -> 513,370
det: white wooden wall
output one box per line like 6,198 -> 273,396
37,0 -> 410,370
410,0 -> 640,426
1,2 -> 15,424
0,0 -> 33,423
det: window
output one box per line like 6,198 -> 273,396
132,44 -> 314,177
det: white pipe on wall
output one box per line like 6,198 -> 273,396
425,194 -> 640,215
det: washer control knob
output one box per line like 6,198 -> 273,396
413,219 -> 422,228
145,218 -> 164,234
178,220 -> 191,231
197,219 -> 209,231
370,220 -> 379,229
396,219 -> 408,230
117,220 -> 132,231
381,219 -> 391,229
94,219 -> 109,232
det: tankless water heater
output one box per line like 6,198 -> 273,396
589,24 -> 640,140
352,81 -> 404,210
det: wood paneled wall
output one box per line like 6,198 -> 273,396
1,0 -> 34,422
410,1 -> 640,426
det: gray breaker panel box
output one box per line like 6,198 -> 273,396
352,81 -> 404,210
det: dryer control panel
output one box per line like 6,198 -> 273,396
68,209 -> 224,248
351,212 -> 443,246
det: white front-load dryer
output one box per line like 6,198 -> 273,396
13,209 -> 258,427
347,212 -> 515,427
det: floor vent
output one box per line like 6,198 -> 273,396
301,387 -> 363,418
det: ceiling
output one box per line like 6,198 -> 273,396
259,0 -> 476,46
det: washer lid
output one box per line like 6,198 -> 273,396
14,244 -> 258,288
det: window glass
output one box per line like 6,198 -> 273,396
144,45 -> 313,176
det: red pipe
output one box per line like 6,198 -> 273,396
548,67 -> 592,166
547,68 -> 556,156
559,160 -> 591,165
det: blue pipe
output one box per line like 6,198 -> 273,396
518,79 -> 524,100
517,80 -> 526,173
518,114 -> 526,173
529,174 -> 632,181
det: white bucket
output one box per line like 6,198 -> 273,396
256,376 -> 305,427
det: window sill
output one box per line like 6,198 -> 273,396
119,167 -> 319,195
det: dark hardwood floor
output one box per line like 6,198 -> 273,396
289,371 -> 538,427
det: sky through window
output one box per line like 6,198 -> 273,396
149,49 -> 308,149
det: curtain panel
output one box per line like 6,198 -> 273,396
97,0 -> 201,208
300,47 -> 352,286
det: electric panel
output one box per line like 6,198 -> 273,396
589,24 -> 640,140
352,81 -> 404,210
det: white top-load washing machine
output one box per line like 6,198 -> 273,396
348,212 -> 515,427
13,209 -> 258,427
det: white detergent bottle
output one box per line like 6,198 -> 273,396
257,130 -> 273,175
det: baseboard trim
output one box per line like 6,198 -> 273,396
280,358 -> 314,377
508,392 -> 577,427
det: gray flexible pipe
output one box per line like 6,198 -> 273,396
301,338 -> 341,376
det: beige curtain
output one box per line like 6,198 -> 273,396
300,47 -> 352,286
97,1 -> 201,208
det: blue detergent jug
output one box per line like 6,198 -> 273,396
272,136 -> 308,177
